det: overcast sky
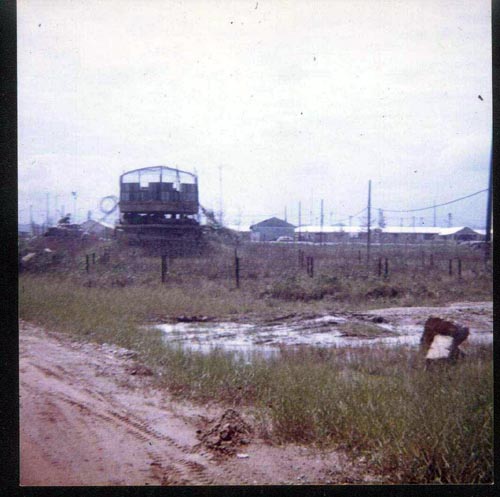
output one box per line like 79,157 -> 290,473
18,0 -> 491,227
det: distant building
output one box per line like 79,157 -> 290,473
296,225 -> 363,243
250,217 -> 295,242
45,224 -> 84,238
226,224 -> 252,241
18,223 -> 44,238
293,225 -> 486,244
379,227 -> 443,243
80,219 -> 114,238
18,223 -> 32,238
437,227 -> 485,242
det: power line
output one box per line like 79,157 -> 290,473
376,188 -> 487,213
331,207 -> 367,225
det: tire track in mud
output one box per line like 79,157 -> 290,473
20,320 -> 386,485
22,343 -> 215,485
58,394 -> 214,485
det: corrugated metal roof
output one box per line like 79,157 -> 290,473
227,224 -> 252,232
472,229 -> 492,236
80,220 -> 114,230
296,225 -> 364,233
382,226 -> 443,234
250,217 -> 295,228
437,227 -> 479,236
294,225 -> 486,236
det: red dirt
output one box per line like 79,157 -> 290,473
19,321 -> 375,486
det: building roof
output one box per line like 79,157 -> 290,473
80,219 -> 114,231
226,224 -> 252,232
250,217 -> 295,229
437,226 -> 479,236
294,225 -> 486,236
382,226 -> 443,234
296,225 -> 364,233
472,228 -> 492,236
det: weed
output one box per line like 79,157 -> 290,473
18,238 -> 493,483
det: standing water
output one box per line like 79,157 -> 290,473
153,305 -> 492,360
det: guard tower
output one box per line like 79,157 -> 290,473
116,166 -> 201,251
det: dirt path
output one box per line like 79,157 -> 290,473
19,321 -> 372,486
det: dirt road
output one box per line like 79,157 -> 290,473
19,321 -> 372,486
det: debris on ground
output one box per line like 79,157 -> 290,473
22,253 -> 37,263
197,409 -> 253,457
365,286 -> 400,299
126,364 -> 153,376
176,315 -> 213,323
420,316 -> 469,366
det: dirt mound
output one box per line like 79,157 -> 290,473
365,285 -> 401,299
197,409 -> 253,457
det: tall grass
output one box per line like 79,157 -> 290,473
19,274 -> 493,483
19,238 -> 492,309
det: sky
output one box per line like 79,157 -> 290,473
18,0 -> 491,228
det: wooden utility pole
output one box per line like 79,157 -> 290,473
485,137 -> 492,256
46,193 -> 50,227
320,199 -> 324,245
309,189 -> 313,225
234,249 -> 240,288
161,255 -> 168,282
218,165 -> 224,226
29,204 -> 34,235
71,191 -> 78,223
55,194 -> 60,223
367,180 -> 372,266
298,201 -> 302,242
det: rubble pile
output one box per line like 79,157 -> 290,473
197,409 -> 253,457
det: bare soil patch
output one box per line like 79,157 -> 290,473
19,320 -> 376,485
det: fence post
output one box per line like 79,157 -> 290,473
384,258 -> 389,278
378,257 -> 382,277
306,256 -> 314,277
298,249 -> 304,269
358,250 -> 361,262
161,255 -> 167,283
458,258 -> 462,279
92,252 -> 96,264
235,249 -> 240,288
430,254 -> 434,268
86,254 -> 89,273
449,259 -> 453,276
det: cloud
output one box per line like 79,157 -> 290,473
17,0 -> 491,227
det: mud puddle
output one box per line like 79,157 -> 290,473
154,302 -> 493,359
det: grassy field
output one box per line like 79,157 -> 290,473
18,238 -> 493,483
19,236 -> 492,310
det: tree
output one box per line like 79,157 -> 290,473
378,209 -> 386,228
